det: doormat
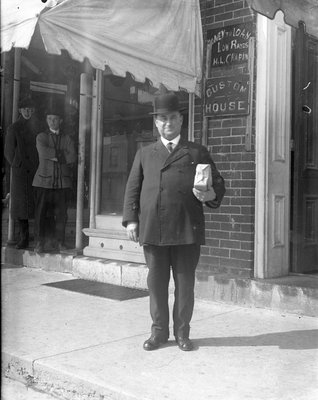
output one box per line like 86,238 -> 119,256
43,279 -> 149,301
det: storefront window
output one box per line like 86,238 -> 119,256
100,74 -> 189,215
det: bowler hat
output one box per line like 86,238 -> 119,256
18,97 -> 35,109
150,92 -> 187,115
45,101 -> 64,117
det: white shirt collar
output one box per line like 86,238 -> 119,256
160,134 -> 180,147
50,129 -> 60,135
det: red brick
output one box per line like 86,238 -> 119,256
230,231 -> 254,241
209,230 -> 230,239
241,224 -> 254,232
208,119 -> 222,128
199,255 -> 220,266
220,240 -> 241,249
205,238 -> 220,247
215,12 -> 233,22
232,214 -> 254,223
201,246 -> 210,255
220,222 -> 241,231
206,5 -> 225,16
206,221 -> 221,230
230,249 -> 254,260
232,127 -> 246,136
242,171 -> 256,179
222,136 -> 242,145
208,137 -> 222,146
234,8 -> 254,18
225,1 -> 244,12
241,241 -> 254,250
231,179 -> 255,188
231,144 -> 247,152
208,214 -> 230,222
213,128 -> 231,137
215,161 -> 231,170
211,248 -> 230,257
219,206 -> 241,214
222,118 -> 244,127
231,197 -> 254,206
241,206 -> 255,215
222,170 -> 241,180
215,0 -> 232,6
231,161 -> 255,170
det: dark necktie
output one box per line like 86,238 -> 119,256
167,142 -> 173,153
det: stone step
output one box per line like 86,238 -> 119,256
2,246 -> 318,317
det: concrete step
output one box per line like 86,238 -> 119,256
2,246 -> 318,317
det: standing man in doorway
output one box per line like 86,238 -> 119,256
122,92 -> 225,351
33,102 -> 76,253
4,97 -> 40,249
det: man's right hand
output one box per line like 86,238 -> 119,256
126,222 -> 139,242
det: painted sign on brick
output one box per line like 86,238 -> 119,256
207,22 -> 253,68
205,75 -> 249,117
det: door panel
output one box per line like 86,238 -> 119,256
292,26 -> 318,273
266,13 -> 291,277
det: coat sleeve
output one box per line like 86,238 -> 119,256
199,145 -> 226,209
4,125 -> 17,166
62,135 -> 76,164
36,133 -> 56,160
122,149 -> 143,227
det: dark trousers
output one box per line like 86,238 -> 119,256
143,244 -> 201,339
17,219 -> 29,242
34,188 -> 68,244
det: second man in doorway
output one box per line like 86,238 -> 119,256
33,103 -> 76,253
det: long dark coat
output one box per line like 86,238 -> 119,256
122,138 -> 225,246
4,116 -> 39,219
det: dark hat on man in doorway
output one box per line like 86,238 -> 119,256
18,97 -> 35,109
45,101 -> 64,118
149,92 -> 187,115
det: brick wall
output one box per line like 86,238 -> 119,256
195,0 -> 256,277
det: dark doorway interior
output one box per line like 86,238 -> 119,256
291,24 -> 318,274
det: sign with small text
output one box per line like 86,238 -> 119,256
207,22 -> 253,68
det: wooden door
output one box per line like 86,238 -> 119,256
292,25 -> 318,273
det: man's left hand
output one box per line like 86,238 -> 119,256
192,187 -> 216,202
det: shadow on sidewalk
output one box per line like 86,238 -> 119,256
193,329 -> 318,350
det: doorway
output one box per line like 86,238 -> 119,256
291,25 -> 318,274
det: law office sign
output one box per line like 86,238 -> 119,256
204,75 -> 250,117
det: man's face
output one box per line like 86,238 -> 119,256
46,114 -> 62,131
19,107 -> 34,120
155,111 -> 183,141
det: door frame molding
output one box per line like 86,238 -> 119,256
254,12 -> 292,278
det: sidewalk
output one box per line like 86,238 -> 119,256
2,265 -> 318,400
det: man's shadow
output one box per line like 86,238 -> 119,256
192,329 -> 318,350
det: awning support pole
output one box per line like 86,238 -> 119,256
8,48 -> 21,244
89,69 -> 103,228
75,73 -> 92,250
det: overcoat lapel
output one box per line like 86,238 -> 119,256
152,140 -> 170,168
162,140 -> 191,169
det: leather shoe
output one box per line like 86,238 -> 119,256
175,337 -> 193,351
143,336 -> 168,351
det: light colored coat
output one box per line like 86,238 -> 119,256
122,139 -> 225,246
32,129 -> 76,189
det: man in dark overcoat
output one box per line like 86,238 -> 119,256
122,92 -> 225,351
32,103 -> 76,253
4,97 -> 40,249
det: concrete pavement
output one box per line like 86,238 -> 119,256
2,265 -> 318,400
